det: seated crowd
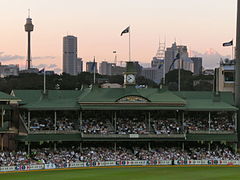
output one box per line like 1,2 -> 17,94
185,114 -> 235,132
116,118 -> 148,134
81,119 -> 112,134
0,146 -> 239,166
152,119 -> 182,134
29,117 -> 75,132
27,113 -> 235,134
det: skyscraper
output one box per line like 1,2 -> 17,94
63,35 -> 77,75
165,42 -> 194,74
76,58 -> 83,74
190,57 -> 203,75
86,61 -> 98,73
99,61 -> 114,75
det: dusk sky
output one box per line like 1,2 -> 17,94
0,0 -> 237,72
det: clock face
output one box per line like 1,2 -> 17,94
126,74 -> 135,83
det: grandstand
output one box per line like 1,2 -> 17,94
0,62 -> 239,170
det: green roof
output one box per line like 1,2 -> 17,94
12,90 -> 81,110
12,88 -> 238,111
78,87 -> 186,110
0,91 -> 20,101
173,91 -> 237,111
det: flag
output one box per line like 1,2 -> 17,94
121,26 -> 130,36
158,60 -> 164,69
158,64 -> 162,69
91,57 -> 96,71
174,53 -> 180,60
223,40 -> 233,47
39,68 -> 45,74
169,53 -> 180,71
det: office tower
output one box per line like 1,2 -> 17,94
141,68 -> 162,84
190,57 -> 203,75
76,58 -> 83,74
86,61 -> 98,73
63,35 -> 77,75
100,61 -> 114,75
165,42 -> 194,74
0,63 -> 19,78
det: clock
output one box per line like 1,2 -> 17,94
126,74 -> 135,83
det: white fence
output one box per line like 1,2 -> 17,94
0,160 -> 239,172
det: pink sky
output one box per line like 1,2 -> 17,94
0,0 -> 237,72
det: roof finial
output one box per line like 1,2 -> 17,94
28,9 -> 30,18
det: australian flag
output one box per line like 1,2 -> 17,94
91,57 -> 96,72
169,53 -> 180,71
121,26 -> 130,36
38,68 -> 45,74
223,40 -> 233,47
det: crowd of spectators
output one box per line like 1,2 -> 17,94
1,145 -> 240,166
81,119 -> 113,134
116,118 -> 148,134
152,120 -> 182,134
56,118 -> 75,131
29,117 -> 75,132
27,113 -> 235,134
185,113 -> 235,132
30,117 -> 54,131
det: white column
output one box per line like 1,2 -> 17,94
148,112 -> 151,132
54,111 -> 57,133
182,112 -> 185,133
208,112 -> 211,133
1,134 -> 3,151
114,112 -> 117,132
54,142 -> 57,151
234,112 -> 237,132
27,142 -> 30,155
28,111 -> 31,132
148,142 -> 151,151
80,111 -> 83,132
1,106 -> 4,128
114,142 -> 117,152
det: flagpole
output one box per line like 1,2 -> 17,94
43,68 -> 46,94
1,106 -> 3,128
129,26 -> 131,61
93,56 -> 96,84
178,53 -> 181,92
232,39 -> 234,60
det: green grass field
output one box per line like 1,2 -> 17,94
0,167 -> 240,180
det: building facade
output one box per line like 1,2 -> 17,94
86,61 -> 98,73
141,68 -> 162,84
165,42 -> 194,74
63,35 -> 78,75
99,61 -> 114,75
216,59 -> 235,92
0,63 -> 19,78
191,57 -> 203,75
76,58 -> 83,75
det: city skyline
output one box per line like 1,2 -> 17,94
0,0 -> 237,73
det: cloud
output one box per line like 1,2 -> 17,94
53,68 -> 62,74
35,63 -> 59,69
191,49 -> 230,69
32,56 -> 56,60
48,64 -> 58,69
0,52 -> 56,63
0,52 -> 24,61
35,64 -> 47,69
